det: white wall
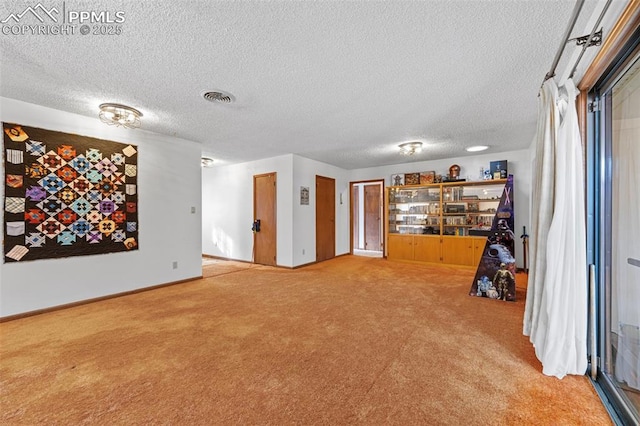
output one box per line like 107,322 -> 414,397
0,98 -> 203,317
202,154 -> 294,266
202,150 -> 531,269
292,155 -> 350,266
349,150 -> 532,268
201,154 -> 350,268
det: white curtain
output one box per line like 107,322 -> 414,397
612,69 -> 640,390
523,78 -> 588,379
523,79 -> 557,340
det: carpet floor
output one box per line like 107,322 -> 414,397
0,256 -> 611,425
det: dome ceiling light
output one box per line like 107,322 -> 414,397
98,103 -> 143,129
399,141 -> 423,155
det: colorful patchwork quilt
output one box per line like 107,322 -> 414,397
3,123 -> 139,262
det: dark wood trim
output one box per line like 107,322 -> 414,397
202,254 -> 253,264
0,276 -> 203,323
350,179 -> 386,185
291,261 -> 317,269
578,0 -> 640,92
283,253 -> 351,269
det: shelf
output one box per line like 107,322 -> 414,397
465,211 -> 498,215
386,178 -> 512,266
387,179 -> 508,239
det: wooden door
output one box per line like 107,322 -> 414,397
414,236 -> 441,263
387,235 -> 413,261
253,173 -> 277,266
352,185 -> 361,250
316,175 -> 335,262
364,184 -> 381,251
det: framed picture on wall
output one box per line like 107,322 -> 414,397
391,174 -> 404,186
420,171 -> 435,184
404,173 -> 420,185
300,186 -> 309,205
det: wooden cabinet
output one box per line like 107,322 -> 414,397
441,236 -> 474,266
387,234 -> 441,263
385,179 -> 508,268
414,235 -> 442,263
472,237 -> 488,266
388,234 -> 488,267
387,235 -> 414,261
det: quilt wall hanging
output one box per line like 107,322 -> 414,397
3,123 -> 139,262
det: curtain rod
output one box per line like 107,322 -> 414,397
544,0 -> 586,83
569,0 -> 613,79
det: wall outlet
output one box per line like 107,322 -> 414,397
172,261 -> 178,269
302,249 -> 305,255
191,206 -> 196,214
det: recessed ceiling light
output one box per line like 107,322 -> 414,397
465,145 -> 489,152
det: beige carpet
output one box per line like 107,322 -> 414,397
0,256 -> 611,425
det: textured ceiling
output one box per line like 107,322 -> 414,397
0,0 -> 604,169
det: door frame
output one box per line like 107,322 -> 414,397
349,179 -> 385,255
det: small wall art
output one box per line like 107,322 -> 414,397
300,186 -> 309,205
404,172 -> 420,185
391,174 -> 404,186
420,171 -> 435,184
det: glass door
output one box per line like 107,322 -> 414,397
593,48 -> 640,424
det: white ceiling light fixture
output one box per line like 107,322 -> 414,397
398,141 -> 423,155
99,103 -> 143,129
201,157 -> 215,167
465,145 -> 489,152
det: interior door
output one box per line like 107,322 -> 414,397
316,175 -> 335,262
364,184 -> 381,251
253,173 -> 277,266
352,184 -> 361,250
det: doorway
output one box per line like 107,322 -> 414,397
316,175 -> 335,263
253,172 -> 277,266
350,180 -> 384,257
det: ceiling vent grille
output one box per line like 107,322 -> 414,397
203,91 -> 235,104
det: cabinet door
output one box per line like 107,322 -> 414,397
414,236 -> 441,263
441,236 -> 474,266
471,237 -> 488,267
387,235 -> 414,261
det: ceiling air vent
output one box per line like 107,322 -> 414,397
202,90 -> 235,104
